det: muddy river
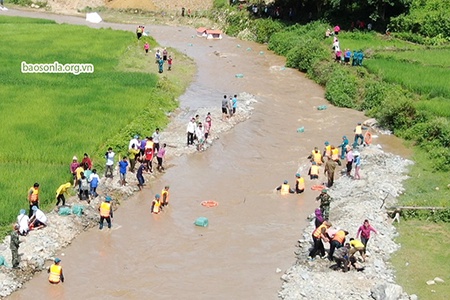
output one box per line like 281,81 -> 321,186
6,9 -> 410,300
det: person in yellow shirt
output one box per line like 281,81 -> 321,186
295,173 -> 305,194
128,144 -> 140,173
48,258 -> 64,284
349,237 -> 366,262
56,182 -> 72,206
161,186 -> 170,207
151,194 -> 162,214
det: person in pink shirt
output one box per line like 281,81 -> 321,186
144,42 -> 150,54
156,143 -> 166,172
204,112 -> 212,140
356,219 -> 378,253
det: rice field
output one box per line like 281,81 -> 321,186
0,16 -> 182,231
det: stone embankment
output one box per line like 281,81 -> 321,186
0,93 -> 256,298
278,145 -> 416,300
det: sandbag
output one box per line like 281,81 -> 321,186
72,205 -> 84,216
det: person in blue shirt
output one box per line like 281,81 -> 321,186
339,136 -> 349,159
136,162 -> 145,190
119,157 -> 129,186
232,95 -> 238,115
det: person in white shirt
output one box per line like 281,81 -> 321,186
17,209 -> 30,236
105,147 -> 115,178
152,128 -> 161,152
29,206 -> 47,230
186,118 -> 196,146
195,122 -> 205,151
128,135 -> 139,150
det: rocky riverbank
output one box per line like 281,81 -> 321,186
278,145 -> 416,300
0,93 -> 256,298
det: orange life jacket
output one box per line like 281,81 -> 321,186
29,187 -> 39,203
333,230 -> 346,244
152,199 -> 161,213
162,189 -> 170,203
325,145 -> 331,157
313,151 -> 322,165
313,223 -> 327,238
331,148 -> 339,160
355,125 -> 362,134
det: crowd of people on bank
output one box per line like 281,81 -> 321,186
326,26 -> 365,66
275,121 -> 376,272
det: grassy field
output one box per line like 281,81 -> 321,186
0,16 -> 194,236
336,31 -> 419,52
391,220 -> 450,299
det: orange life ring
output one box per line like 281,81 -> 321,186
311,185 -> 326,191
201,200 -> 218,207
364,131 -> 372,145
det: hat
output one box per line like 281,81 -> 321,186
324,141 -> 329,146
32,206 -> 38,211
134,135 -> 139,139
20,209 -> 26,215
54,258 -> 61,263
73,156 -> 78,160
155,194 -> 161,199
353,151 -> 360,156
342,135 -> 347,139
165,185 -> 170,189
322,189 -> 328,193
312,161 -> 317,165
105,196 -> 112,202
295,173 -> 301,177
358,122 -> 362,125
283,180 -> 288,184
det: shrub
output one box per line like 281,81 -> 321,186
362,80 -> 388,112
376,96 -> 417,132
286,39 -> 329,72
251,19 -> 285,44
325,68 -> 358,108
308,60 -> 337,86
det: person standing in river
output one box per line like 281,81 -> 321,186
222,95 -> 229,121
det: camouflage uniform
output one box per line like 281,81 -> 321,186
316,192 -> 332,220
10,229 -> 21,268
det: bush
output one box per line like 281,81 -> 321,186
376,96 -> 417,132
362,80 -> 389,112
286,39 -> 329,72
308,60 -> 337,86
251,19 -> 285,44
325,68 -> 358,108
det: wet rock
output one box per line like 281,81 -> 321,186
371,283 -> 403,300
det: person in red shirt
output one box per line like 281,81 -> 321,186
81,153 -> 92,170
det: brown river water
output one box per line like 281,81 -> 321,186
6,9 -> 411,300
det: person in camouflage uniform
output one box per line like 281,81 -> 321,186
316,189 -> 332,220
10,224 -> 21,268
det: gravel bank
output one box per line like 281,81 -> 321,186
278,145 -> 415,300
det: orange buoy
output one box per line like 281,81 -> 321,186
201,200 -> 218,208
364,131 -> 372,145
311,185 -> 327,191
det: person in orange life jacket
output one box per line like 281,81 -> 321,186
151,194 -> 162,214
308,221 -> 332,260
308,147 -> 323,165
328,229 -> 349,261
275,180 -> 295,195
161,186 -> 170,207
323,141 -> 331,158
99,196 -> 113,230
308,161 -> 320,180
330,145 -> 341,166
48,258 -> 64,284
295,173 -> 305,194
27,183 -> 40,218
354,122 -> 367,146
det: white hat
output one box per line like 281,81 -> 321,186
354,151 -> 360,156
73,156 -> 78,160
